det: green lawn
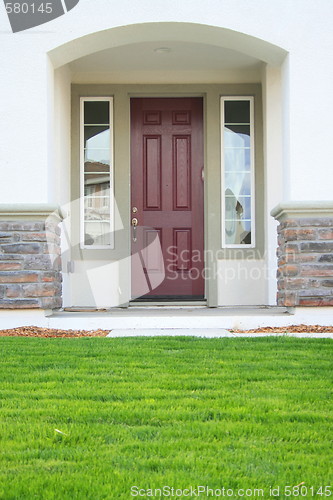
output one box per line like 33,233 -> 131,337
0,337 -> 332,500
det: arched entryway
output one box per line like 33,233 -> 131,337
49,22 -> 288,309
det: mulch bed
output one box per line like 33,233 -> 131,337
0,326 -> 110,338
0,324 -> 332,337
231,324 -> 333,334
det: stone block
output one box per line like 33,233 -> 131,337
0,271 -> 39,283
298,218 -> 332,227
20,222 -> 45,231
283,228 -> 317,241
283,264 -> 299,277
322,280 -> 333,287
5,284 -> 21,298
319,254 -> 333,263
298,288 -> 333,297
300,265 -> 333,277
282,291 -> 298,307
20,232 -> 47,242
22,283 -> 61,298
285,242 -> 299,253
1,243 -> 42,254
23,255 -> 52,270
0,262 -> 22,271
284,278 -> 318,290
299,241 -> 333,253
0,299 -> 40,309
0,254 -> 23,261
279,219 -> 299,230
41,271 -> 62,283
0,232 -> 12,239
317,229 -> 333,240
299,297 -> 333,306
296,254 -> 318,263
40,296 -> 62,309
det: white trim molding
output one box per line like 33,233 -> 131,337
221,96 -> 255,248
0,204 -> 64,221
271,201 -> 333,222
79,97 -> 114,249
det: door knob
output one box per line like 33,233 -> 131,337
132,217 -> 138,227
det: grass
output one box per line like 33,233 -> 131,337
0,337 -> 332,499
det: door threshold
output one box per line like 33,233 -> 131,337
129,300 -> 207,307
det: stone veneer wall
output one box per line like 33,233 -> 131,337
273,207 -> 333,307
0,219 -> 62,309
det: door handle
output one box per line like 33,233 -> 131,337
132,217 -> 138,242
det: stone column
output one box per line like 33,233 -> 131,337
271,202 -> 333,307
0,205 -> 63,310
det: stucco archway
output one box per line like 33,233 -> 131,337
49,22 -> 287,70
50,22 -> 288,308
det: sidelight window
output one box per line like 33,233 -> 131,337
80,97 -> 114,248
221,97 -> 255,247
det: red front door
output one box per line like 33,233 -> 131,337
130,97 -> 204,300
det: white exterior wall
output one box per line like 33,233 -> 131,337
1,0 -> 332,204
0,36 -> 50,202
53,65 -> 71,205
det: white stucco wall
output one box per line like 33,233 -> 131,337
1,0 -> 333,204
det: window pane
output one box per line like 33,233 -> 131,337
81,99 -> 113,247
84,161 -> 109,173
225,172 -> 251,197
224,100 -> 250,123
224,126 -> 250,148
84,150 -> 110,165
224,146 -> 251,172
84,221 -> 111,246
84,126 -> 110,146
84,207 -> 110,222
225,195 -> 251,220
225,219 -> 251,245
222,98 -> 254,247
84,101 -> 109,124
84,127 -> 110,165
84,179 -> 111,246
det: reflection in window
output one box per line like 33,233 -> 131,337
221,97 -> 255,247
81,98 -> 113,247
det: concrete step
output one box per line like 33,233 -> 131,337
47,305 -> 303,331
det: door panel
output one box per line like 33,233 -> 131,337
131,97 -> 204,300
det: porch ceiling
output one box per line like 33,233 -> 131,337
69,40 -> 263,84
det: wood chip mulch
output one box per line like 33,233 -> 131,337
231,324 -> 333,334
0,324 -> 332,337
0,326 -> 110,338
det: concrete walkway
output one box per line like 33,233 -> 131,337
107,328 -> 333,338
46,306 -> 333,332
